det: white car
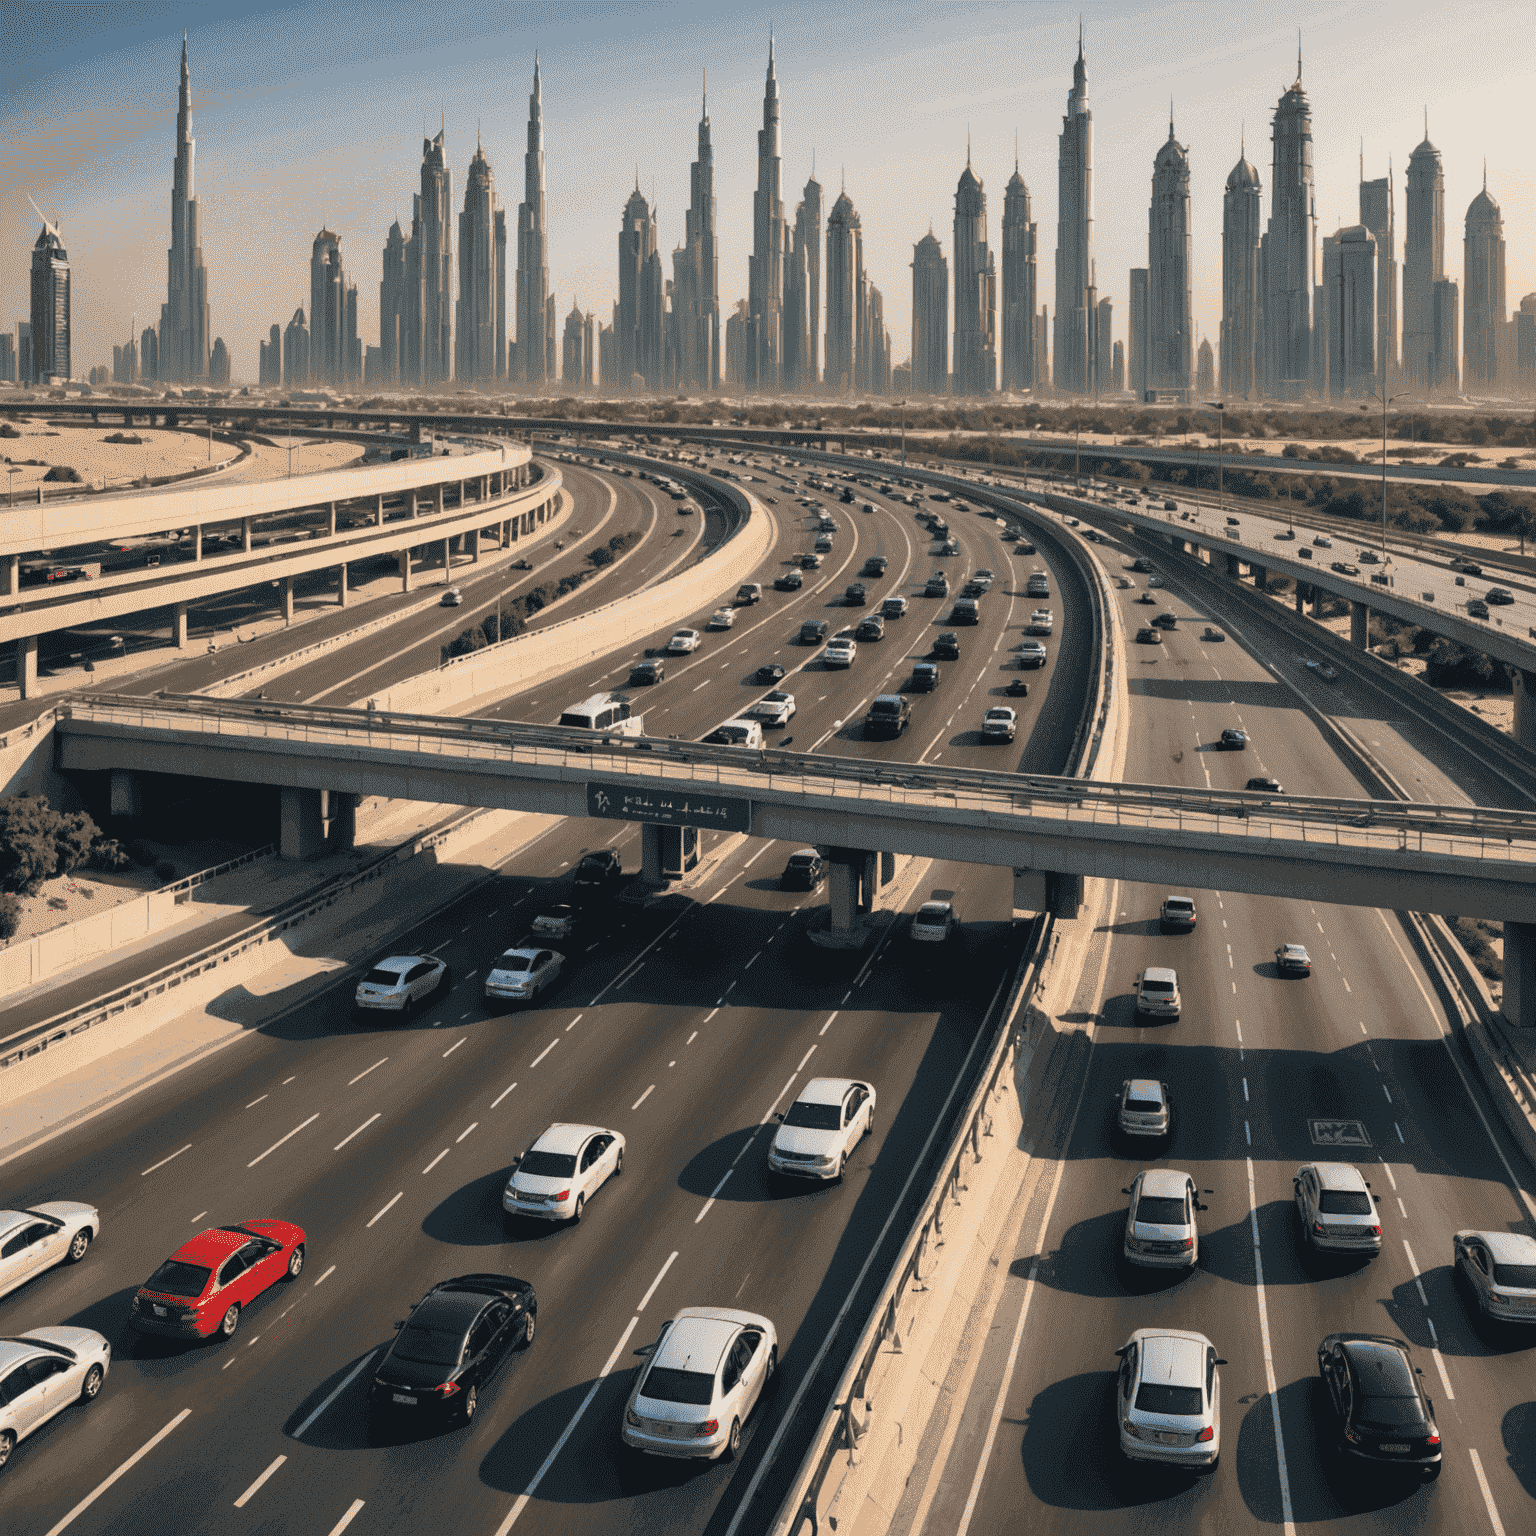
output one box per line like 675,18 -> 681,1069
354,954 -> 450,1014
768,1078 -> 876,1181
1116,1079 -> 1171,1142
1122,1168 -> 1204,1269
0,1204 -> 100,1301
749,691 -> 796,726
1027,609 -> 1053,635
1135,967 -> 1181,1020
0,1328 -> 112,1472
1115,1328 -> 1223,1470
483,947 -> 565,1007
1147,574 -> 1165,588
1016,641 -> 1048,668
708,608 -> 736,630
1453,1230 -> 1536,1324
1294,1163 -> 1382,1256
503,1123 -> 624,1223
823,638 -> 857,668
666,629 -> 701,654
970,571 -> 994,592
623,1307 -> 777,1461
981,706 -> 1017,742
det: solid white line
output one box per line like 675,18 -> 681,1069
366,1192 -> 402,1228
248,1114 -> 319,1168
796,1044 -> 817,1072
313,1265 -> 335,1287
494,1316 -> 640,1533
233,1454 -> 287,1508
45,1409 -> 191,1536
347,1058 -> 387,1086
325,1499 -> 366,1536
422,1149 -> 449,1175
141,1144 -> 192,1176
1430,1344 -> 1456,1401
530,1039 -> 558,1068
294,1351 -> 378,1440
638,1252 -> 678,1312
246,1095 -> 268,1109
632,1085 -> 655,1110
1469,1448 -> 1508,1536
333,1113 -> 379,1151
696,1166 -> 734,1224
443,1037 -> 467,1058
457,1121 -> 479,1143
1246,1156 -> 1297,1536
491,1081 -> 518,1108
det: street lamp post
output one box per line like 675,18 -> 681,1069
899,400 -> 908,468
6,466 -> 20,507
1368,387 -> 1410,560
1074,421 -> 1081,489
1201,401 -> 1225,521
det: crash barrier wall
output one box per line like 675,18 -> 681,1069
0,844 -> 278,997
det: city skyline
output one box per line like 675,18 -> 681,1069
2,0 -> 1532,391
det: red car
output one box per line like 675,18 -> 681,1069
129,1220 -> 306,1341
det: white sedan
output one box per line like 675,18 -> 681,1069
0,1204 -> 100,1301
1115,1328 -> 1223,1470
503,1123 -> 624,1223
708,608 -> 737,630
483,947 -> 565,1007
0,1328 -> 112,1472
749,691 -> 796,726
354,954 -> 450,1015
666,629 -> 701,653
822,638 -> 857,668
768,1078 -> 875,1181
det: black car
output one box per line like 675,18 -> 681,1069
1219,728 -> 1247,750
755,663 -> 786,683
845,582 -> 868,606
573,849 -> 624,893
1452,560 -> 1483,576
628,659 -> 665,685
773,570 -> 803,592
799,619 -> 830,645
910,662 -> 940,692
1316,1334 -> 1441,1479
932,632 -> 961,660
1016,542 -> 1036,555
863,555 -> 888,577
1245,776 -> 1284,793
369,1274 -> 536,1433
781,849 -> 826,889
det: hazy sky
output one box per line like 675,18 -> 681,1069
3,0 -> 1532,387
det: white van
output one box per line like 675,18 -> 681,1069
558,692 -> 645,736
703,718 -> 765,749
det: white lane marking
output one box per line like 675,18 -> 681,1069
1245,1120 -> 1252,1145
796,1044 -> 817,1072
348,1058 -> 388,1086
190,1211 -> 206,1223
1243,1078 -> 1250,1102
744,952 -> 761,970
45,1410 -> 192,1536
333,1114 -> 380,1151
530,1039 -> 558,1068
632,1085 -> 655,1110
1469,1448 -> 1508,1536
692,679 -> 711,691
141,1144 -> 192,1176
703,1008 -> 719,1023
494,1316 -> 641,1533
366,1192 -> 402,1228
325,1502 -> 366,1536
248,1114 -> 319,1167
1246,1156 -> 1297,1535
820,1011 -> 839,1036
283,1076 -> 296,1084
1342,977 -> 1352,993
686,1031 -> 698,1045
491,1081 -> 518,1108
1429,1344 -> 1456,1400
443,1037 -> 467,1058
233,1454 -> 287,1508
422,1150 -> 449,1175
294,1351 -> 378,1439
1398,1197 -> 1409,1219
1378,1158 -> 1399,1190
313,1265 -> 335,1287
565,1012 -> 584,1032
638,1252 -> 678,1312
1396,1122 -> 1405,1142
1382,1084 -> 1392,1103
246,1096 -> 268,1109
457,1122 -> 479,1143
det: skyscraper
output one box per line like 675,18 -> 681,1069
405,130 -> 453,386
209,336 -> 230,385
140,324 -> 158,382
309,229 -> 352,385
675,81 -> 720,392
1096,297 -> 1113,396
29,216 -> 70,383
516,59 -> 551,387
456,137 -> 504,384
283,308 -> 309,387
160,36 -> 210,383
1147,112 -> 1193,400
784,169 -> 822,392
1195,338 -> 1215,396
825,190 -> 861,393
1359,155 -> 1397,383
259,322 -> 281,386
617,184 -> 663,390
1431,277 -> 1459,394
380,219 -> 406,385
952,151 -> 996,395
1260,50 -> 1317,399
1128,268 -> 1149,399
911,232 -> 949,394
1001,154 -> 1037,391
1221,143 -> 1262,398
865,284 -> 890,394
1403,117 -> 1445,389
562,300 -> 586,385
1053,30 -> 1097,394
747,39 -> 787,390
1320,225 -> 1377,397
1463,172 -> 1505,389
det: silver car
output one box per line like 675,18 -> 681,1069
1122,1168 -> 1204,1269
0,1204 -> 99,1301
1453,1230 -> 1536,1324
504,1123 -> 625,1223
1116,1328 -> 1223,1470
354,954 -> 450,1014
0,1328 -> 111,1472
623,1307 -> 777,1461
1294,1163 -> 1382,1256
1116,1080 -> 1171,1142
1135,967 -> 1181,1021
483,947 -> 565,1007
768,1078 -> 875,1181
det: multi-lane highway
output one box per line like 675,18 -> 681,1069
0,460 -> 1094,1536
905,512 -> 1534,1536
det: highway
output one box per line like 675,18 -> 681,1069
0,461 -> 1092,1535
906,515 -> 1536,1536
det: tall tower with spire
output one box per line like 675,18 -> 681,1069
1260,41 -> 1317,398
911,232 -> 949,394
784,163 -> 823,391
1463,168 -> 1506,388
1221,134 -> 1262,398
953,145 -> 996,395
747,38 -> 788,390
160,34 -> 211,383
1359,147 -> 1397,383
516,58 -> 551,386
456,134 -> 504,383
676,78 -> 719,391
1000,142 -> 1037,391
824,185 -> 862,393
1403,112 -> 1445,388
404,127 -> 453,386
1053,28 -> 1097,394
1148,108 -> 1193,398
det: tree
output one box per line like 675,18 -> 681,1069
0,794 -> 101,896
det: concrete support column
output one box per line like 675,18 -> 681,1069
502,519 -> 512,545
193,525 -> 204,561
172,602 -> 189,648
242,517 -> 253,553
440,538 -> 451,577
330,791 -> 357,851
1251,564 -> 1267,590
398,548 -> 413,592
641,823 -> 664,883
1295,585 -> 1306,615
436,484 -> 445,514
458,479 -> 465,506
482,475 -> 490,500
1513,668 -> 1536,753
327,501 -> 337,536
337,564 -> 349,607
4,554 -> 18,595
281,577 -> 295,625
14,635 -> 37,700
409,492 -> 418,518
1350,601 -> 1369,649
376,493 -> 385,526
469,529 -> 481,563
1225,553 -> 1240,577
828,861 -> 859,935
109,769 -> 143,817
1503,922 -> 1536,1031
279,786 -> 327,860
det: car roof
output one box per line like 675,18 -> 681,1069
530,1122 -> 604,1155
1336,1336 -> 1417,1390
788,849 -> 819,861
798,1076 -> 861,1106
1126,1079 -> 1165,1100
1312,1162 -> 1368,1191
652,1314 -> 739,1376
1462,1230 -> 1536,1265
410,1287 -> 490,1330
1139,1167 -> 1192,1198
1138,1331 -> 1206,1387
1142,967 -> 1178,984
1279,943 -> 1310,955
0,1338 -> 49,1374
1164,895 -> 1194,904
498,947 -> 543,963
917,900 -> 951,914
373,954 -> 430,973
173,1224 -> 259,1264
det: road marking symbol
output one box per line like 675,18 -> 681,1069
1308,1118 -> 1371,1148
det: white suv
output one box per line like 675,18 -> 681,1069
1135,967 -> 1181,1020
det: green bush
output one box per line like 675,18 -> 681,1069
1448,916 -> 1502,981
42,464 -> 82,482
0,794 -> 101,896
587,544 -> 615,568
89,838 -> 133,872
0,893 -> 20,940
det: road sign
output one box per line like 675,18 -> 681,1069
586,782 -> 752,833
1308,1118 -> 1372,1148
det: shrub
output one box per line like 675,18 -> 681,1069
42,464 -> 82,482
587,544 -> 615,568
0,422 -> 20,439
126,838 -> 155,865
154,859 -> 177,882
1448,916 -> 1502,981
0,794 -> 101,896
446,627 -> 488,658
0,893 -> 20,940
89,838 -> 133,872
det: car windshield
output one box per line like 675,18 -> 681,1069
520,1149 -> 578,1177
1493,1262 -> 1536,1288
1357,1395 -> 1427,1428
916,905 -> 948,922
498,953 -> 533,972
1135,1383 -> 1202,1416
1318,1190 -> 1373,1215
642,1365 -> 716,1406
1141,980 -> 1175,995
788,856 -> 815,869
393,1324 -> 465,1367
784,1102 -> 843,1131
1125,1094 -> 1164,1113
1166,900 -> 1193,911
144,1260 -> 211,1297
364,968 -> 405,986
1135,1196 -> 1188,1225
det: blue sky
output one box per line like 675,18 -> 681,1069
3,0 -> 1531,385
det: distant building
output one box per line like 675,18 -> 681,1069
283,308 -> 309,387
140,324 -> 157,382
516,60 -> 550,387
673,83 -> 719,392
1096,298 -> 1113,396
1463,174 -> 1506,390
746,40 -> 787,390
160,37 -> 210,383
825,190 -> 862,394
209,336 -> 230,385
911,232 -> 949,394
1053,30 -> 1097,393
1221,145 -> 1262,398
1261,54 -> 1317,399
1359,159 -> 1397,382
456,138 -> 505,384
1111,339 -> 1124,392
598,320 -> 615,389
1034,305 -> 1050,391
1195,338 -> 1214,395
583,312 -> 595,388
1431,277 -> 1459,394
1128,268 -> 1149,398
29,217 -> 70,382
864,282 -> 890,394
310,229 -> 358,385
112,339 -> 137,384
1321,225 -> 1377,397
0,333 -> 13,382
1000,158 -> 1037,391
1517,293 -> 1536,392
16,322 -> 32,385
562,300 -> 586,386
259,323 -> 281,386
724,299 -> 750,388
617,184 -> 663,389
784,170 -> 822,391
1147,115 -> 1192,401
405,130 -> 453,387
953,153 -> 996,395
363,344 -> 384,385
379,220 -> 407,386
1403,121 -> 1445,389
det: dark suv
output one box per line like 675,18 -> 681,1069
910,662 -> 940,692
573,849 -> 624,894
799,619 -> 830,645
933,632 -> 961,660
864,695 -> 912,739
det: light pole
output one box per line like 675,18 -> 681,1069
1368,386 -> 1410,560
6,465 -> 20,507
1074,420 -> 1082,489
1201,400 -> 1225,521
898,400 -> 908,468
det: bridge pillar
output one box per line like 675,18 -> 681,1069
1350,601 -> 1369,649
172,602 -> 188,648
1251,564 -> 1267,590
827,860 -> 859,936
193,525 -> 204,561
327,501 -> 337,536
440,537 -> 452,576
242,517 -> 253,553
398,549 -> 413,592
329,791 -> 357,851
1295,584 -> 1306,614
14,636 -> 37,700
279,787 -> 327,860
1513,669 -> 1536,752
376,493 -> 385,526
4,555 -> 17,595
336,563 -> 349,607
468,528 -> 481,563
1225,553 -> 1240,577
109,769 -> 142,818
640,823 -> 698,881
436,484 -> 445,515
1504,922 -> 1536,1031
281,577 -> 295,625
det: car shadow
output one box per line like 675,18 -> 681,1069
676,1127 -> 776,1202
283,1344 -> 391,1451
421,1168 -> 510,1247
1504,1400 -> 1536,1499
63,1284 -> 141,1352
